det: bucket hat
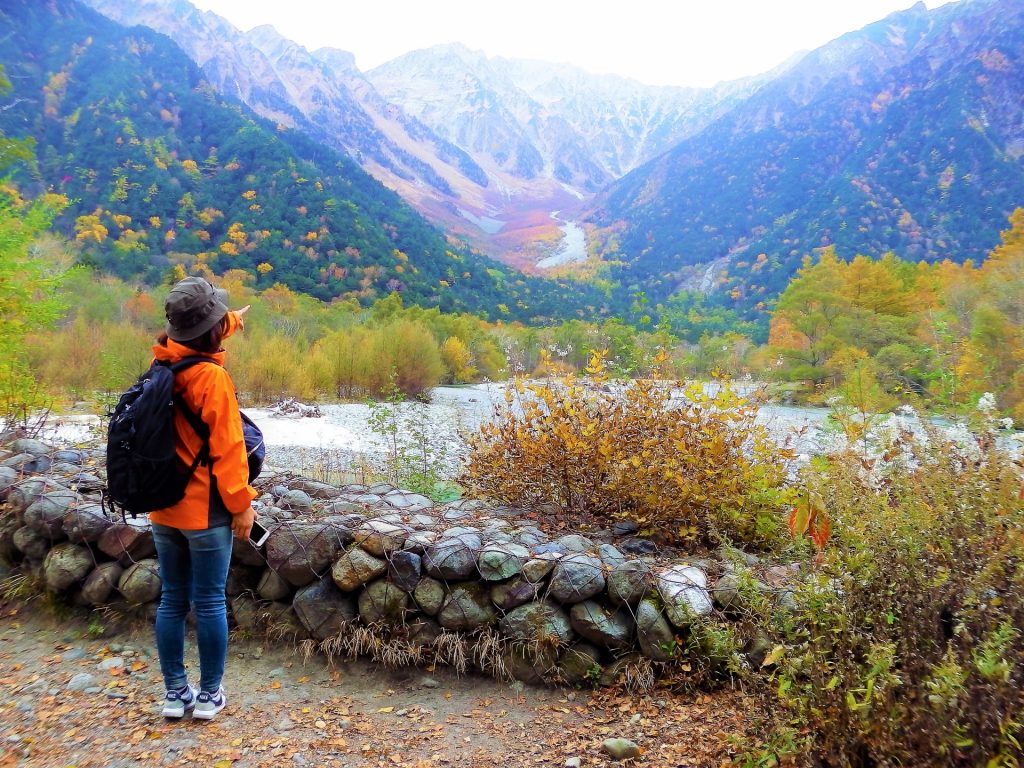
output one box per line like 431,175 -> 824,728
165,277 -> 229,342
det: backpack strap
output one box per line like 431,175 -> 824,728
162,356 -> 217,470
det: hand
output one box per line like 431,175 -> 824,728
232,506 -> 255,541
234,304 -> 251,331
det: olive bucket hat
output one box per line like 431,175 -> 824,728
164,276 -> 229,342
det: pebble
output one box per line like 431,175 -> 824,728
395,708 -> 408,716
276,718 -> 296,731
565,759 -> 582,768
99,657 -> 125,670
420,677 -> 439,689
63,648 -> 87,662
48,689 -> 60,696
83,687 -> 102,694
602,738 -> 640,760
66,673 -> 96,692
629,713 -> 642,725
107,692 -> 129,700
268,667 -> 286,678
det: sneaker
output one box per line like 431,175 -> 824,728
161,684 -> 197,718
192,686 -> 227,720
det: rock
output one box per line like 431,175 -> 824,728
531,542 -> 567,556
266,522 -> 346,587
42,543 -> 94,591
354,520 -> 408,557
412,577 -> 445,616
599,654 -> 643,687
548,554 -> 605,604
229,594 -> 260,631
384,493 -> 434,511
407,616 -> 443,648
10,438 -> 49,456
226,565 -> 262,596
635,598 -> 676,661
477,542 -> 529,581
118,559 -> 161,604
569,601 -> 634,649
556,642 -> 602,685
499,601 -> 574,645
23,457 -> 52,473
490,577 -> 540,611
292,581 -> 356,638
2,453 -> 35,471
602,738 -> 641,760
521,555 -> 559,583
81,562 -> 124,605
25,489 -> 79,538
367,482 -> 394,495
607,560 -> 653,606
565,758 -> 582,768
358,580 -> 410,625
744,636 -> 773,669
610,520 -> 640,537
7,478 -> 60,520
386,550 -> 422,592
98,657 -> 124,671
500,644 -> 558,685
277,489 -> 313,512
512,526 -> 548,547
257,568 -> 293,602
13,526 -> 49,560
556,534 -> 595,553
287,478 -> 343,500
402,530 -> 439,554
712,573 -> 741,610
437,583 -> 496,631
657,566 -> 713,627
619,537 -> 659,556
97,520 -> 156,565
62,504 -> 113,544
0,466 -> 17,498
53,449 -> 87,465
66,673 -> 97,692
718,544 -> 761,569
331,547 -> 387,592
423,534 -> 482,580
67,472 -> 104,493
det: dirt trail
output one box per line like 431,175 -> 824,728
0,601 -> 755,768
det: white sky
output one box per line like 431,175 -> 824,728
191,0 -> 950,87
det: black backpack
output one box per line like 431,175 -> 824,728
105,357 -> 263,517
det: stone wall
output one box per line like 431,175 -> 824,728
0,437 -> 789,687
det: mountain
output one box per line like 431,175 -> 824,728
0,0 -> 610,322
80,0 -> 780,269
585,0 -> 1024,312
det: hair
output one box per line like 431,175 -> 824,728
158,314 -> 227,353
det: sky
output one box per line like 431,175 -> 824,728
190,0 -> 951,88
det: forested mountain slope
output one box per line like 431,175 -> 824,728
586,0 -> 1024,312
0,0 -> 610,321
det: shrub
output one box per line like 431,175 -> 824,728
759,420 -> 1024,767
464,350 -> 794,547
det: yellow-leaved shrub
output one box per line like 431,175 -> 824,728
464,350 -> 794,547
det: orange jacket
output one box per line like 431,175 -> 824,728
148,311 -> 257,530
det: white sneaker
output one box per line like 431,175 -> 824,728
161,684 -> 197,718
192,686 -> 227,720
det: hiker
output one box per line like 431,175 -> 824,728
150,276 -> 257,720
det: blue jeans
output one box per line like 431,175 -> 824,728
152,524 -> 233,693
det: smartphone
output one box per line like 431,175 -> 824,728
249,519 -> 270,547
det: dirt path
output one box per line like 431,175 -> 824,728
0,600 -> 757,768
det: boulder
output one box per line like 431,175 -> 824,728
477,542 -> 529,581
548,554 -> 605,604
13,526 -> 49,560
569,601 -> 634,649
257,568 -> 293,601
657,565 -> 713,627
358,580 -> 410,625
635,598 -> 676,661
7,478 -> 60,520
556,642 -> 603,685
490,577 -> 541,611
266,522 -> 345,587
81,562 -> 124,605
287,478 -> 343,500
412,577 -> 445,616
423,534 -> 482,580
62,503 -> 114,544
521,554 -> 559,584
607,560 -> 653,606
97,520 -> 156,565
402,530 -> 439,553
386,550 -> 422,592
499,601 -> 574,645
556,534 -> 595,553
225,565 -> 262,596
43,543 -> 94,591
331,547 -> 387,591
118,559 -> 161,604
437,583 -> 497,631
598,543 -> 626,568
354,520 -> 408,557
293,579 -> 357,641
277,489 -> 313,512
25,489 -> 80,539
10,438 -> 49,456
500,644 -> 558,685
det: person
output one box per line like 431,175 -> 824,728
150,276 -> 257,720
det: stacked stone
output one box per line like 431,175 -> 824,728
1,437 -> 787,686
